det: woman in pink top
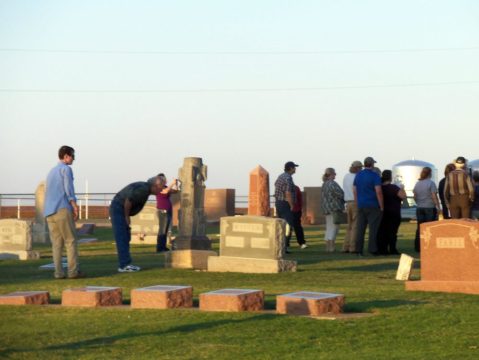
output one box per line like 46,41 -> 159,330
156,173 -> 179,252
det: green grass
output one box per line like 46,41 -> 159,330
1,222 -> 479,359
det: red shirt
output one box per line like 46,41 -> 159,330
292,186 -> 302,212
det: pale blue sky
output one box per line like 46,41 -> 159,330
1,0 -> 478,194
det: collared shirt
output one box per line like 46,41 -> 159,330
44,162 -> 77,217
274,172 -> 296,203
112,182 -> 151,216
444,169 -> 474,200
342,172 -> 356,201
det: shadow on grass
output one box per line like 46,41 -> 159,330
345,299 -> 426,312
324,261 -> 400,272
0,313 -> 277,357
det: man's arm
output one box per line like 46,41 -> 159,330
63,167 -> 78,220
285,191 -> 294,209
124,199 -> 132,226
375,185 -> 384,211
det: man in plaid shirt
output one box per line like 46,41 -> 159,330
274,161 -> 298,253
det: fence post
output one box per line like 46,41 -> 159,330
79,200 -> 82,220
17,199 -> 21,219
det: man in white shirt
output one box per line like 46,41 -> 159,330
342,160 -> 363,252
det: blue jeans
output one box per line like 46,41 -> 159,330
275,200 -> 294,247
110,200 -> 132,268
157,210 -> 172,251
415,207 -> 437,252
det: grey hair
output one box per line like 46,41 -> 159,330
147,176 -> 159,186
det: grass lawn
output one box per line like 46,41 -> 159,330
1,222 -> 478,359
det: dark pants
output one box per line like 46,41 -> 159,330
415,207 -> 437,252
157,210 -> 172,251
378,211 -> 401,254
292,210 -> 306,245
355,207 -> 383,254
276,200 -> 294,247
110,201 -> 132,268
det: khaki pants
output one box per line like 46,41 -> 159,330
449,194 -> 471,219
343,201 -> 357,252
46,208 -> 79,278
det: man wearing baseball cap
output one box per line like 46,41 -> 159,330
274,161 -> 299,254
353,156 -> 384,256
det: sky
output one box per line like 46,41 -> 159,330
1,0 -> 478,195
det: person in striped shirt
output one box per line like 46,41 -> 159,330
444,156 -> 474,219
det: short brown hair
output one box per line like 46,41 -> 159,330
444,163 -> 455,177
419,167 -> 432,180
58,145 -> 74,160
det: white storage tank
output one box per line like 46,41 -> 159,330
468,159 -> 479,174
392,159 -> 438,207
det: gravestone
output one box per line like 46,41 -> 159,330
131,285 -> 193,309
62,286 -> 122,307
0,291 -> 50,305
205,189 -> 235,222
200,289 -> 264,312
396,254 -> 414,281
276,291 -> 345,316
32,182 -> 50,243
207,215 -> 297,273
406,219 -> 479,294
0,219 -> 40,260
165,157 -> 216,270
303,187 -> 325,225
77,223 -> 96,236
248,165 -> 270,216
130,204 -> 159,244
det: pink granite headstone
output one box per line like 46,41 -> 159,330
248,166 -> 270,216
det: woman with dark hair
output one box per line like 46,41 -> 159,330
377,170 -> 406,255
437,163 -> 456,219
413,167 -> 440,252
155,173 -> 179,252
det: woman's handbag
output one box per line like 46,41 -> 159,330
332,210 -> 346,225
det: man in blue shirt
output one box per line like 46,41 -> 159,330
44,145 -> 83,279
353,157 -> 384,256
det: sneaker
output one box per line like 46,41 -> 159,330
68,271 -> 86,279
118,264 -> 141,273
300,244 -> 308,249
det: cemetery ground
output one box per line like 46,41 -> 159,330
1,223 -> 478,360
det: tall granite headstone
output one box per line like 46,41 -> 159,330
32,182 -> 50,243
248,166 -> 270,216
303,187 -> 325,225
165,157 -> 217,270
205,189 -> 235,222
406,219 -> 479,294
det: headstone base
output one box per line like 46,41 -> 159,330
276,291 -> 345,315
165,250 -> 217,270
62,286 -> 122,307
131,285 -> 193,309
173,236 -> 212,250
0,291 -> 49,305
405,280 -> 479,295
208,256 -> 297,273
0,250 -> 40,260
200,289 -> 264,312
